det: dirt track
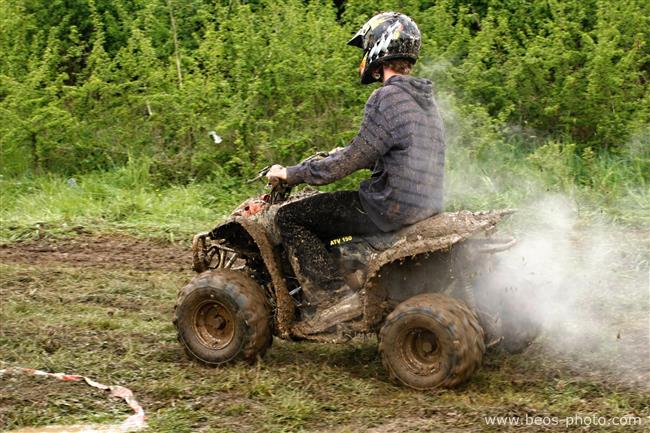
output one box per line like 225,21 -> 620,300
1,234 -> 649,432
0,235 -> 191,272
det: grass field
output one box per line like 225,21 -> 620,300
1,234 -> 648,433
2,1 -> 648,429
1,142 -> 648,432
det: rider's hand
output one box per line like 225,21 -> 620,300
266,164 -> 287,181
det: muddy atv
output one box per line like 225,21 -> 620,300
174,155 -> 540,390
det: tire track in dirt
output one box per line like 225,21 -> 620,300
0,235 -> 192,272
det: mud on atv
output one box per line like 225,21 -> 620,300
174,155 -> 540,390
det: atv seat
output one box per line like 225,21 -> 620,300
351,209 -> 516,252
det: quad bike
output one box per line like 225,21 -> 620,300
174,154 -> 541,390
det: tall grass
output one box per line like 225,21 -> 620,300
2,134 -> 647,244
2,92 -> 647,243
444,139 -> 649,225
0,158 -> 256,242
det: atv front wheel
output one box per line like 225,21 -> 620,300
174,270 -> 272,365
379,293 -> 485,389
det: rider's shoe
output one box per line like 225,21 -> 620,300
295,284 -> 362,335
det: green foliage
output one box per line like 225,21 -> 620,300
0,0 -> 367,181
0,158 -> 256,242
2,0 -> 648,179
0,0 -> 648,227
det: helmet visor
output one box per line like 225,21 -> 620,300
358,52 -> 368,78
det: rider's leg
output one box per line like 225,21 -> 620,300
276,190 -> 380,293
276,191 -> 380,334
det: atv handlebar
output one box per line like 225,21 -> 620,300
247,166 -> 271,184
248,151 -> 332,204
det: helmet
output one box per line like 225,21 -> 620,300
347,12 -> 421,85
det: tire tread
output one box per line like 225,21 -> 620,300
378,293 -> 485,389
173,269 -> 272,365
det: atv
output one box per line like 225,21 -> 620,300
174,154 -> 540,390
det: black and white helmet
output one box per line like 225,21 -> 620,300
347,12 -> 421,84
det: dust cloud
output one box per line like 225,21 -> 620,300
482,194 -> 649,388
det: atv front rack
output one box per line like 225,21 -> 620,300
192,232 -> 240,273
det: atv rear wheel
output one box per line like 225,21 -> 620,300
379,293 -> 485,389
174,270 -> 272,365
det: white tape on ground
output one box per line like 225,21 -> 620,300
0,367 -> 146,432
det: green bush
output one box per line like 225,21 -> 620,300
0,1 -> 648,232
2,0 -> 648,178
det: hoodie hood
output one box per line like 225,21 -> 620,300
384,75 -> 433,109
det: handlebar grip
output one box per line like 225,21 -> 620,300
267,176 -> 287,189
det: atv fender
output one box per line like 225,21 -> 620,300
210,212 -> 294,339
362,209 -> 514,329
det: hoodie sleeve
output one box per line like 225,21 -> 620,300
286,90 -> 393,186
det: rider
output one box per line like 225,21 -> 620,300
266,12 -> 446,334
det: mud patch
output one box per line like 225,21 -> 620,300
0,235 -> 191,271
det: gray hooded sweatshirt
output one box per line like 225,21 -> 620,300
286,75 -> 446,232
